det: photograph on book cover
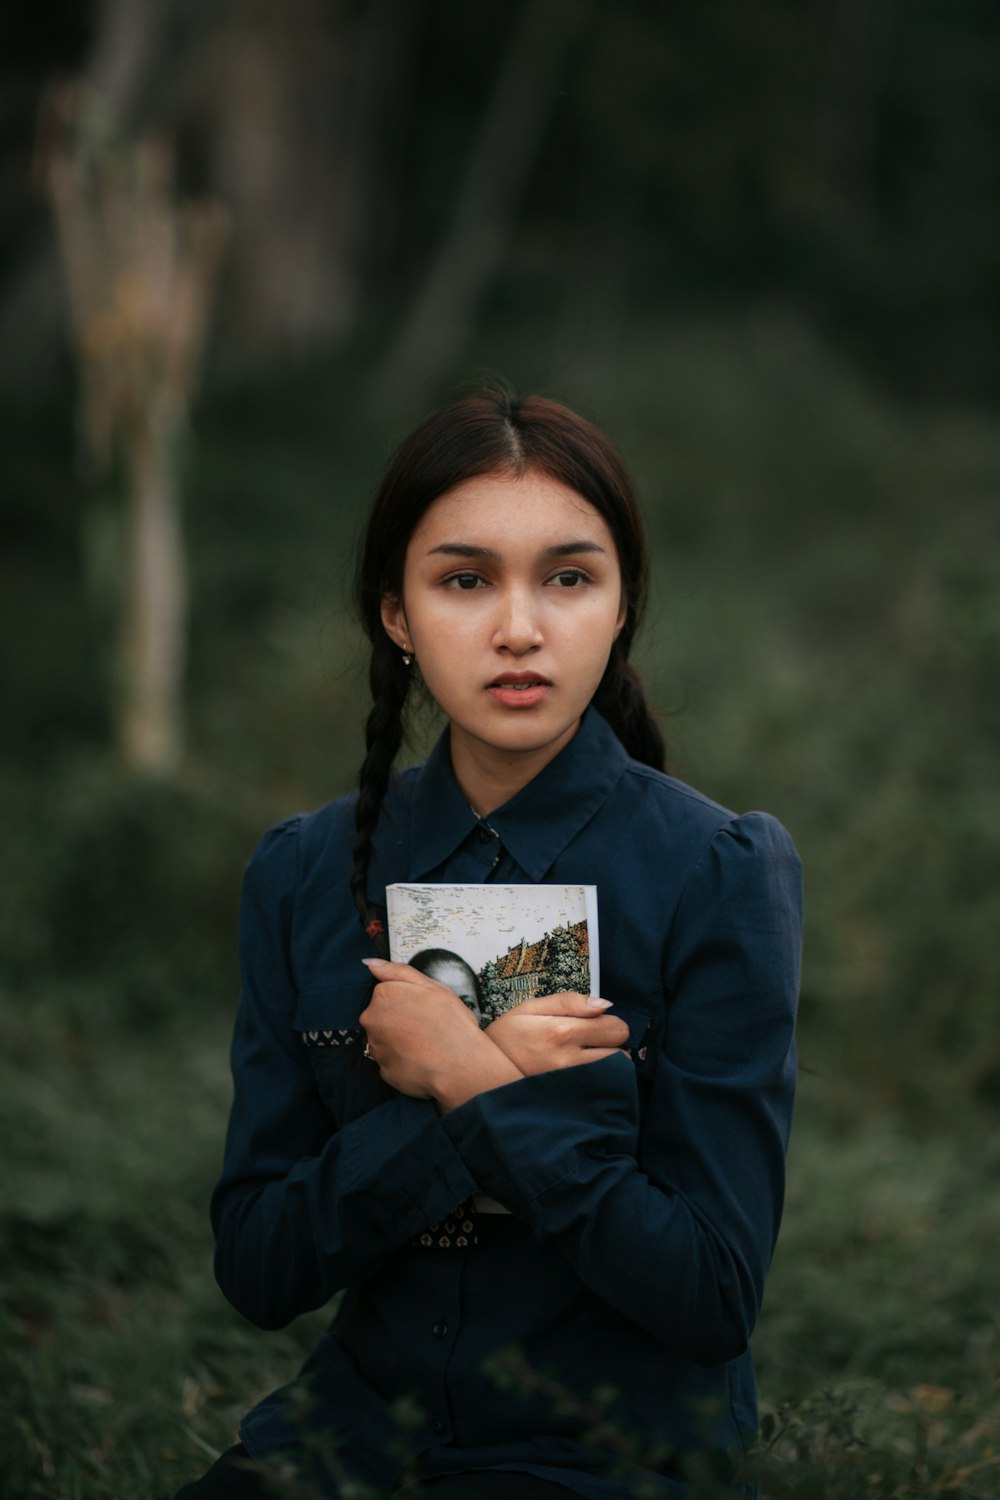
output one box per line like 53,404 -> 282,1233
385,884 -> 599,1021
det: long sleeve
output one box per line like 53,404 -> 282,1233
440,811 -> 802,1366
211,819 -> 478,1330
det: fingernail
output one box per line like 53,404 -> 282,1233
361,958 -> 381,969
587,997 -> 612,1009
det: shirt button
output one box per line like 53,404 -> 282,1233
477,826 -> 493,844
432,1319 -> 448,1339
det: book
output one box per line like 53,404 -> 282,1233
384,882 -> 599,1021
386,883 -> 600,1216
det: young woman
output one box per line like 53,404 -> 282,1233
176,393 -> 802,1500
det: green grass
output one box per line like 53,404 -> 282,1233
3,1005 -> 997,1498
0,1002 -> 327,1499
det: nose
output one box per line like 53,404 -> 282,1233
491,584 -> 543,655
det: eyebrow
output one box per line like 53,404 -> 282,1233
426,540 -> 608,561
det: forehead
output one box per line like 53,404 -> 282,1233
431,960 -> 476,996
432,957 -> 475,985
409,469 -> 616,550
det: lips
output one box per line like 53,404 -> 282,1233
487,672 -> 552,689
486,671 -> 552,708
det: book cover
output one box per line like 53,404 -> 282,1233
385,883 -> 600,1021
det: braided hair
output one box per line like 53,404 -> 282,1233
351,391 -> 666,943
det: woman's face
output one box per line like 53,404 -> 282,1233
380,469 -> 625,791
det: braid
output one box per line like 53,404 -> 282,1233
593,643 -> 666,772
351,634 -> 409,955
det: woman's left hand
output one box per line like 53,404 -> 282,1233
360,958 -> 520,1108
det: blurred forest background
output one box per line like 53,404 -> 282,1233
2,1 -> 999,1496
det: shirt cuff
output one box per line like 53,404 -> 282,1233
440,1053 -> 640,1224
337,1093 -> 481,1242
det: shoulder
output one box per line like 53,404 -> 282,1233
244,765 -> 423,909
608,767 -> 805,979
607,754 -> 730,846
609,756 -> 801,893
621,758 -> 736,828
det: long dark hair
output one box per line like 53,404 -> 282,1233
350,391 -> 665,941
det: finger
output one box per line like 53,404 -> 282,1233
550,1016 -> 630,1048
562,1047 -> 627,1067
591,1017 -> 631,1047
508,992 -> 613,1018
362,957 -> 439,988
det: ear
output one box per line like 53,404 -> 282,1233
380,594 -> 411,652
613,593 -> 627,640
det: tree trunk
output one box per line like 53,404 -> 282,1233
814,0 -> 895,234
42,85 -> 227,775
0,0 -> 177,395
371,0 -> 594,411
118,395 -> 188,771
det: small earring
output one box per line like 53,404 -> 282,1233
401,650 -> 412,667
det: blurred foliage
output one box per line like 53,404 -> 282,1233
3,2 -> 1000,401
2,2 -> 1000,1495
3,315 -> 998,1497
9,312 -> 996,1112
3,1032 -> 997,1495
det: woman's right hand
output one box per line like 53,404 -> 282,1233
486,994 -> 629,1076
360,957 -> 523,1111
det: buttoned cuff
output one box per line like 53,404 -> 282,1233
333,1094 -> 480,1244
440,1053 -> 639,1227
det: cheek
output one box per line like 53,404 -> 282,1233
407,638 -> 470,710
566,594 -> 627,649
408,596 -> 485,655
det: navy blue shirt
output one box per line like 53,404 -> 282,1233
212,708 -> 802,1497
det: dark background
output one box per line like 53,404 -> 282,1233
2,3 -> 998,1495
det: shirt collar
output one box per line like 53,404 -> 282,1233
408,707 -> 629,881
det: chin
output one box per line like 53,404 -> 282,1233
480,713 -> 581,755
